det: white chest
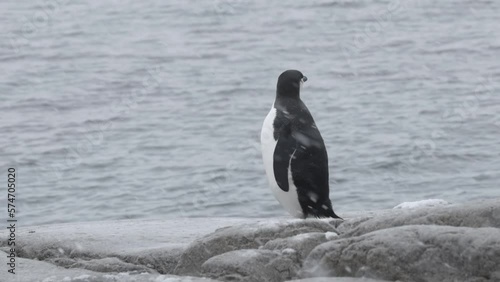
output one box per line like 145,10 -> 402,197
260,106 -> 303,218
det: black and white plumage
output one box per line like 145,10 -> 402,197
261,70 -> 341,219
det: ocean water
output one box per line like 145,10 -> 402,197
1,0 -> 499,226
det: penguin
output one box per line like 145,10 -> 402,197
261,70 -> 341,219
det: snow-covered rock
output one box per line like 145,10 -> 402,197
344,198 -> 500,237
302,225 -> 500,281
1,198 -> 500,282
0,253 -> 217,282
264,232 -> 329,260
174,219 -> 337,276
289,278 -> 387,282
202,249 -> 298,281
0,218 -> 256,281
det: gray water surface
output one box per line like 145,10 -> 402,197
1,0 -> 499,226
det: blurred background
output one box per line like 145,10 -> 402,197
0,0 -> 499,226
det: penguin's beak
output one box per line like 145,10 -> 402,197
302,76 -> 308,83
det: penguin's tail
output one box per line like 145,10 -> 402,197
313,201 -> 343,220
327,208 -> 343,220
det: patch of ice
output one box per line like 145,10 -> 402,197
393,199 -> 450,209
282,248 -> 296,255
325,231 -> 338,240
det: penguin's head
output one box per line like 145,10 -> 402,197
276,70 -> 307,98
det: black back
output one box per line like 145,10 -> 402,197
272,70 -> 341,219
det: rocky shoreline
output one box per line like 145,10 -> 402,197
1,199 -> 499,282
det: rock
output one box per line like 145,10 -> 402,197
301,225 -> 500,281
334,216 -> 375,235
174,219 -> 336,276
117,247 -> 185,274
263,232 -> 329,261
49,257 -> 155,273
1,199 -> 500,282
289,278 -> 388,282
0,252 -> 217,282
344,198 -> 500,237
202,249 -> 297,282
0,218 -> 258,275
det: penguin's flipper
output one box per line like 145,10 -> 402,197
273,135 -> 296,192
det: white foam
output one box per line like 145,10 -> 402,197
393,199 -> 451,210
